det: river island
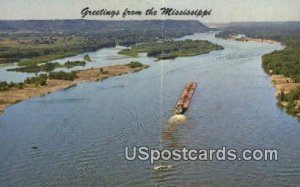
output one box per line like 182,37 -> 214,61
119,40 -> 224,59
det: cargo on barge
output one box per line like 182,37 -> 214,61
175,82 -> 197,114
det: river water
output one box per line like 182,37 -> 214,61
1,32 -> 300,186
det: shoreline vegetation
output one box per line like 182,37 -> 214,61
271,75 -> 300,116
119,40 -> 224,59
217,22 -> 300,117
0,62 -> 149,113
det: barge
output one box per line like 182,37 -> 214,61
175,82 -> 197,114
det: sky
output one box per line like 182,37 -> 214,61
0,0 -> 299,23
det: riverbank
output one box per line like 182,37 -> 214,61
271,74 -> 300,116
0,63 -> 149,113
271,75 -> 299,96
227,35 -> 300,116
228,35 -> 280,45
221,33 -> 300,116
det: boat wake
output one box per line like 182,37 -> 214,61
167,114 -> 187,125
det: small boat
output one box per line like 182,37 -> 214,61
153,164 -> 172,170
175,82 -> 197,114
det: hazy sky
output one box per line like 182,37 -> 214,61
0,0 -> 299,23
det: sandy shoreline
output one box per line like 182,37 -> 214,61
270,74 -> 300,115
228,35 -> 280,45
0,64 -> 149,113
271,75 -> 299,96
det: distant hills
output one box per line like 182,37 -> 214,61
0,20 -> 210,34
224,21 -> 300,37
0,20 -> 211,65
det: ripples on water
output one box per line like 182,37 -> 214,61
1,32 -> 300,186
